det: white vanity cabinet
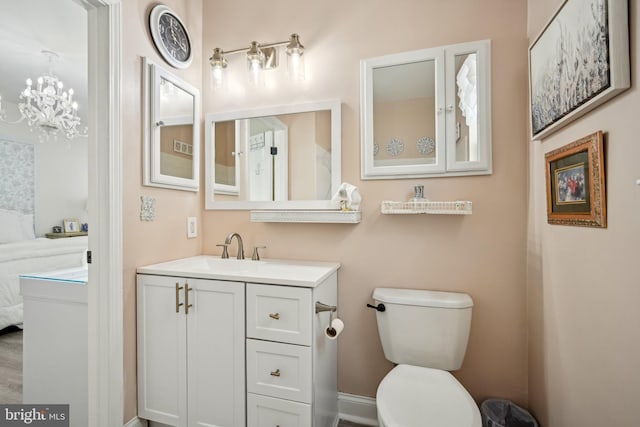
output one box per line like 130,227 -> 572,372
137,256 -> 340,427
137,274 -> 246,427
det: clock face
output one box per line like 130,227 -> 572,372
149,5 -> 192,69
158,13 -> 190,62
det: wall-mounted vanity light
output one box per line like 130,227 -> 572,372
209,33 -> 305,89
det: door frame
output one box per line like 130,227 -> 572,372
84,0 -> 123,425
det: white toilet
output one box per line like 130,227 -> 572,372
372,288 -> 481,427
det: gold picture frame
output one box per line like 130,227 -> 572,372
545,131 -> 606,227
63,218 -> 82,233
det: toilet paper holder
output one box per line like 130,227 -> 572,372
315,301 -> 337,314
315,301 -> 339,337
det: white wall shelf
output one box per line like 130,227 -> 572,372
251,210 -> 361,224
380,200 -> 472,215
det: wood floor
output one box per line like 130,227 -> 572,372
0,328 -> 370,425
0,326 -> 22,404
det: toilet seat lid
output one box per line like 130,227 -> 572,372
377,365 -> 481,427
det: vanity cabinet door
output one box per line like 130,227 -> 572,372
137,275 -> 246,427
187,279 -> 245,427
137,274 -> 188,427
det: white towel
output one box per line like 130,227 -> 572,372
331,182 -> 362,211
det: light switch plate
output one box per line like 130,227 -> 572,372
187,217 -> 197,238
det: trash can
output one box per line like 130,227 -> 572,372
480,399 -> 539,427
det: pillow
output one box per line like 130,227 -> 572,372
19,213 -> 36,240
0,209 -> 26,243
0,209 -> 36,242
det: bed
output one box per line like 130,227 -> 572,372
0,236 -> 88,330
0,139 -> 88,330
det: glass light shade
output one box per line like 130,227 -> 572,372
211,65 -> 226,90
287,51 -> 305,82
246,42 -> 265,86
209,48 -> 228,90
286,34 -> 305,82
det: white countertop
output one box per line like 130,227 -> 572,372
20,267 -> 88,284
137,255 -> 340,287
20,267 -> 88,303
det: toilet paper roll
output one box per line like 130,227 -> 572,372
325,318 -> 344,340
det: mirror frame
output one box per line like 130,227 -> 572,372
205,100 -> 342,210
360,40 -> 491,179
143,57 -> 201,191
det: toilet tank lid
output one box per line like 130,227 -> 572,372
373,288 -> 473,308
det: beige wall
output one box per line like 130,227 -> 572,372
121,0 -> 203,422
201,0 -> 529,404
527,1 -> 640,426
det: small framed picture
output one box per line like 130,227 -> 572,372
545,131 -> 606,228
173,140 -> 182,152
63,218 -> 82,233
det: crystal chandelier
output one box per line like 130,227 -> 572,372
0,50 -> 87,141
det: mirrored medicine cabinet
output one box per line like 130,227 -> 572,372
361,39 -> 492,179
204,100 -> 342,210
143,57 -> 201,191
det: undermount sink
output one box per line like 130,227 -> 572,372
137,255 -> 340,288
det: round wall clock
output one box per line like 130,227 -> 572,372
149,5 -> 193,69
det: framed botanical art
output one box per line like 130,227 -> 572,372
529,0 -> 630,140
545,131 -> 606,227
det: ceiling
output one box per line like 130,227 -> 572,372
0,0 -> 88,121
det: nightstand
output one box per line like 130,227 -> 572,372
45,232 -> 88,239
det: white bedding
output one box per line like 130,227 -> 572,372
0,236 -> 88,330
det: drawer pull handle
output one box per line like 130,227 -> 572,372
270,369 -> 281,377
175,283 -> 184,313
269,313 -> 280,320
185,284 -> 193,315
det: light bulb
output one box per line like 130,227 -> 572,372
211,66 -> 224,90
246,42 -> 265,87
287,51 -> 305,82
248,58 -> 263,86
285,34 -> 305,82
209,48 -> 227,91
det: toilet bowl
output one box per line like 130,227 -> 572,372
371,288 -> 480,427
376,365 -> 481,427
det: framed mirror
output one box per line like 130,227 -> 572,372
204,100 -> 341,210
361,40 -> 491,179
143,58 -> 200,191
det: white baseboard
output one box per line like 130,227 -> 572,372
338,392 -> 379,426
123,417 -> 148,427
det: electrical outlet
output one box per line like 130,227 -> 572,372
187,217 -> 197,238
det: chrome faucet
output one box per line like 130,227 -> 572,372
224,232 -> 245,260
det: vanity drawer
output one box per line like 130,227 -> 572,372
247,393 -> 311,427
247,283 -> 312,346
247,339 -> 312,403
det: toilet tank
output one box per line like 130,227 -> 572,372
373,288 -> 473,371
